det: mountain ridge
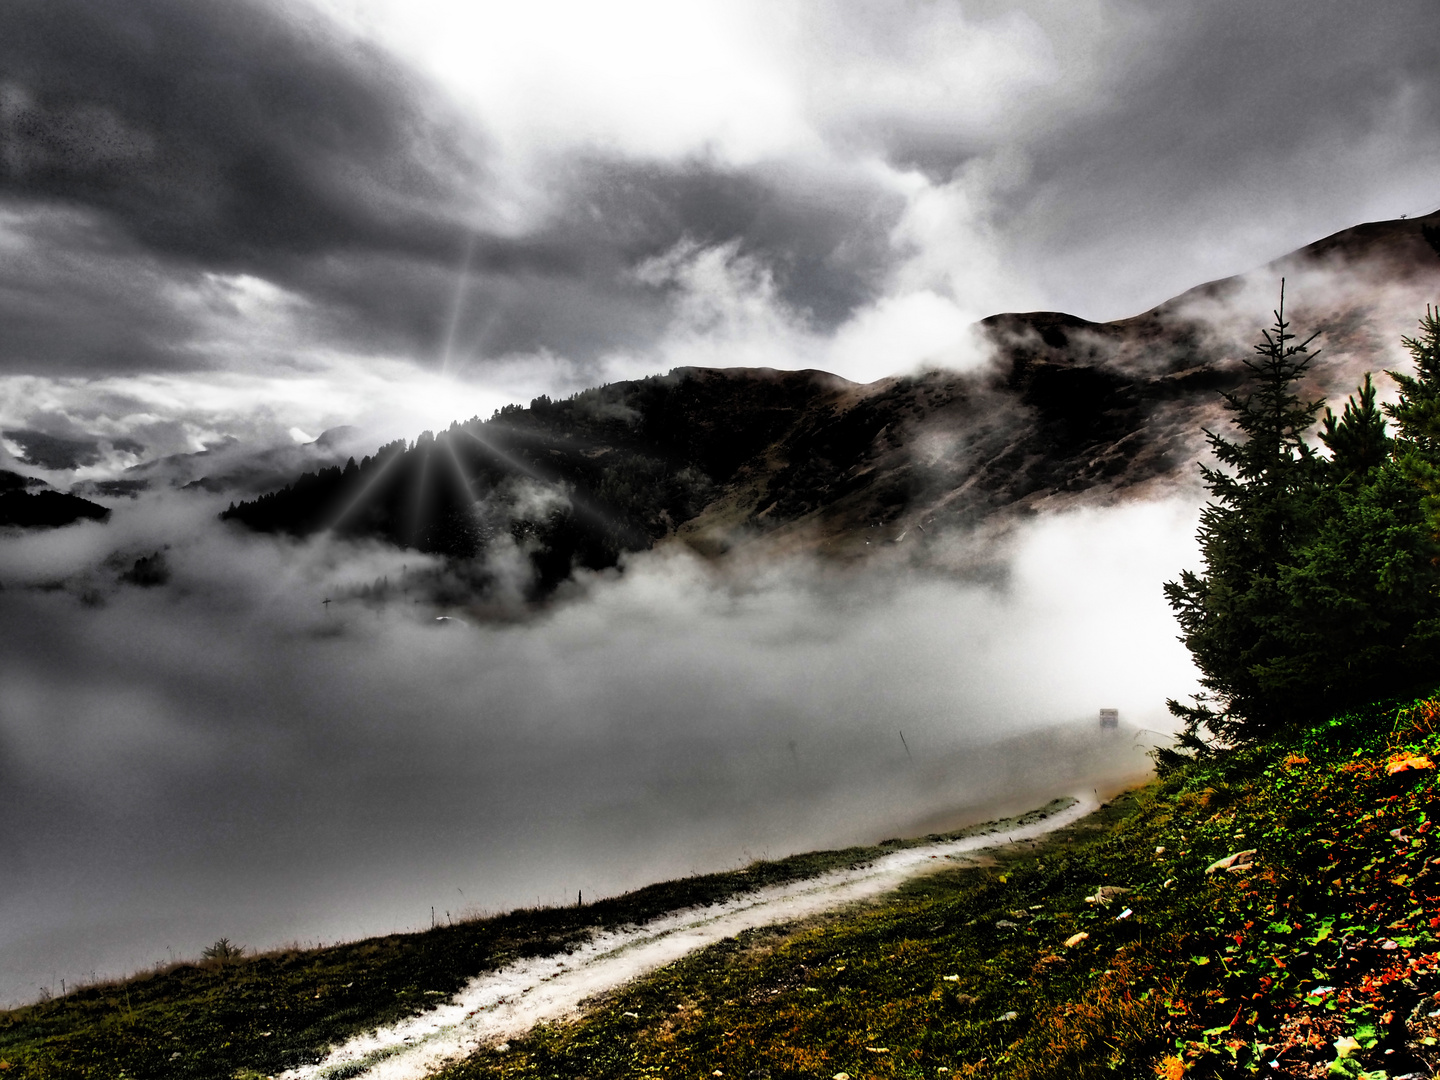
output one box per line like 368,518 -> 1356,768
219,209 -> 1440,601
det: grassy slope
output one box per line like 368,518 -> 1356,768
5,693 -> 1439,1080
430,694 -> 1440,1080
0,805 -> 1070,1080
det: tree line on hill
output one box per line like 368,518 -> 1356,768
0,470 -> 110,528
219,372 -> 825,597
1165,285 -> 1440,756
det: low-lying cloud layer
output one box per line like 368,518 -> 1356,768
0,491 -> 1198,1004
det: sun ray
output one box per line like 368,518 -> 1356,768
455,425 -> 636,540
441,430 -> 484,507
438,232 -> 476,379
328,443 -> 408,532
407,436 -> 435,548
233,444 -> 417,624
457,424 -> 553,486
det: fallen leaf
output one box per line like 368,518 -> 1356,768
1387,753 -> 1434,775
1333,1035 -> 1361,1059
1154,1053 -> 1186,1080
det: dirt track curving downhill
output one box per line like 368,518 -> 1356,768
281,794 -> 1098,1080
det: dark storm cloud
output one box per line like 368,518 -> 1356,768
417,157 -> 907,370
0,0 -> 493,375
813,0 -> 1440,204
0,0 -> 906,378
999,0 -> 1440,315
0,0 -> 480,264
558,158 -> 905,330
1,429 -> 105,470
1041,1 -> 1440,218
263,236 -> 664,374
230,153 -> 907,378
0,202 -> 223,375
0,0 -> 680,378
1,428 -> 143,471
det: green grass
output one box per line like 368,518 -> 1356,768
0,802 -> 1070,1080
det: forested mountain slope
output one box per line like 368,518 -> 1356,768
222,210 -> 1440,597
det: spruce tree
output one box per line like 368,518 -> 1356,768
1319,372 -> 1389,482
1386,306 -> 1440,524
1164,283 -> 1325,742
1271,449 -> 1439,714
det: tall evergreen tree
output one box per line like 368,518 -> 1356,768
1269,453 -> 1439,714
1164,284 -> 1325,742
1386,306 -> 1440,525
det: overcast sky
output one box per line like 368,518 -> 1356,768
2,0 -> 1440,471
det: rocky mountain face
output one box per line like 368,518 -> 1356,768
222,210 -> 1440,600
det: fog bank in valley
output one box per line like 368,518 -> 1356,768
0,492 -> 1199,1004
